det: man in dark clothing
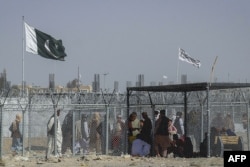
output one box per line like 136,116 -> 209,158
140,112 -> 152,145
200,132 -> 208,157
61,111 -> 73,154
154,110 -> 171,157
183,136 -> 193,158
172,134 -> 185,157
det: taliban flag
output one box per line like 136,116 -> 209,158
24,22 -> 67,61
179,48 -> 201,68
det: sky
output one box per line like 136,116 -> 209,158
0,0 -> 250,92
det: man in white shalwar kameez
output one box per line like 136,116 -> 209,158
46,109 -> 63,160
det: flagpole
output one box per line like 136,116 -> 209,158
176,48 -> 180,84
22,16 -> 25,97
78,66 -> 80,90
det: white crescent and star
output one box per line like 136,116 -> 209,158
44,40 -> 59,59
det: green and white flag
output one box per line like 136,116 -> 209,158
24,22 -> 67,61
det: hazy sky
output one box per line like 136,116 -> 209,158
1,0 -> 250,92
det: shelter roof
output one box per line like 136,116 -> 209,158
127,82 -> 250,93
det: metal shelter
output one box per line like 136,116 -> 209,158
126,82 -> 250,157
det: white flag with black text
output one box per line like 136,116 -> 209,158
179,48 -> 201,68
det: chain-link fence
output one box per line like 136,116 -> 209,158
1,103 -> 130,157
1,100 -> 249,158
127,102 -> 249,156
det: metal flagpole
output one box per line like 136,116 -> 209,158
22,16 -> 25,97
176,48 -> 180,84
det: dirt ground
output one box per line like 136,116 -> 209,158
0,151 -> 224,167
1,138 -> 225,167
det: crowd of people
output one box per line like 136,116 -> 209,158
10,109 -> 245,160
128,109 -> 193,158
47,108 -> 192,159
8,109 -> 191,159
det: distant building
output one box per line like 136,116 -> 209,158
93,74 -> 100,92
15,83 -> 93,94
63,84 -> 92,93
137,74 -> 144,87
0,68 -> 10,90
181,74 -> 187,84
49,73 -> 55,90
114,81 -> 119,92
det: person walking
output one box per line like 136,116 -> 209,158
174,112 -> 184,138
112,114 -> 125,155
9,113 -> 22,154
154,110 -> 171,157
46,109 -> 63,160
75,114 -> 90,155
61,110 -> 73,154
89,112 -> 102,154
96,115 -> 111,154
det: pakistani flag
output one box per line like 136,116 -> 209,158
24,22 -> 67,61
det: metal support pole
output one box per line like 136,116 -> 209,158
53,107 -> 57,156
72,110 -> 75,156
200,105 -> 204,143
184,92 -> 187,136
126,90 -> 130,154
247,103 -> 250,151
28,95 -> 32,152
0,105 -> 3,159
151,104 -> 155,156
22,109 -> 25,156
105,106 -> 109,155
206,84 -> 211,157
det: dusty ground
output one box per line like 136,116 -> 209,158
0,151 -> 224,167
1,138 -> 225,167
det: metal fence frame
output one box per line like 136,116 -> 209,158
0,101 -> 249,158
